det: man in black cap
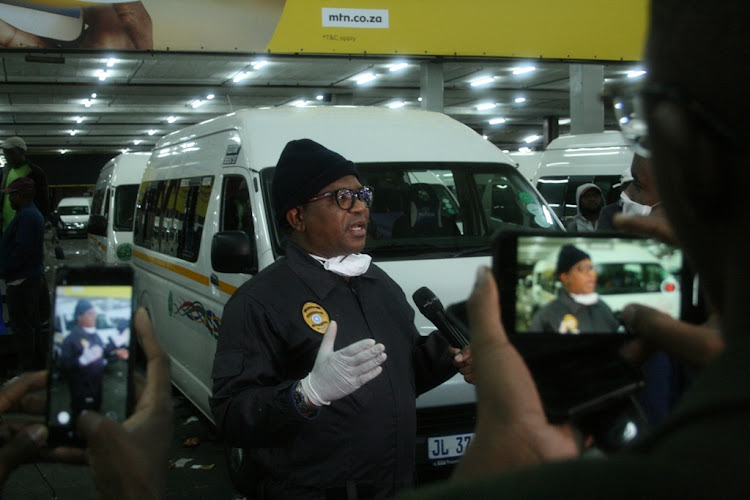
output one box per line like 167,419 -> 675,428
0,176 -> 45,372
1,136 -> 52,359
211,138 -> 472,498
529,244 -> 620,333
1,136 -> 50,231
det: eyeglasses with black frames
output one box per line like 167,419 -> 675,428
303,186 -> 374,210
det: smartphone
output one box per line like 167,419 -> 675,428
47,266 -> 134,446
0,0 -> 83,41
491,229 -> 693,422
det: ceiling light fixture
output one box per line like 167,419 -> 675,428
90,93 -> 97,99
121,148 -> 129,153
387,101 -> 405,109
316,95 -> 324,101
519,147 -> 532,153
106,58 -> 117,68
167,116 -> 177,123
482,135 -> 488,140
514,97 -> 526,103
476,102 -> 497,111
84,100 -> 92,108
148,129 -> 156,136
233,71 -> 250,83
251,60 -> 268,70
206,94 -> 215,100
75,116 -> 84,123
290,99 -> 307,107
70,130 -> 77,136
356,73 -> 377,85
470,76 -> 495,87
59,149 -> 68,154
389,62 -> 408,72
97,70 -> 109,81
558,118 -> 571,125
133,139 -> 142,145
25,54 -> 64,64
191,100 -> 203,108
524,134 -> 541,143
627,70 -> 647,78
488,117 -> 506,125
512,66 -> 536,75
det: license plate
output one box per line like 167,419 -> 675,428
427,433 -> 474,460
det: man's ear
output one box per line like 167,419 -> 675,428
286,206 -> 305,232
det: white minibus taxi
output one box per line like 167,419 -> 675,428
130,107 -> 563,485
55,196 -> 92,238
87,152 -> 149,264
531,131 -> 634,223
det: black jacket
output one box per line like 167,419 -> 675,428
529,289 -> 621,334
60,326 -> 109,409
210,242 -> 456,495
0,202 -> 44,281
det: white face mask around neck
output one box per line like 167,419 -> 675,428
569,292 -> 600,306
310,253 -> 372,277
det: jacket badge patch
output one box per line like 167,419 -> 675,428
559,314 -> 580,334
302,302 -> 330,333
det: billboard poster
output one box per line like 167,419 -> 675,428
0,0 -> 646,61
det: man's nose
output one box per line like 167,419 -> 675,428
349,196 -> 368,213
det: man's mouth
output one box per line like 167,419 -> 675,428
348,220 -> 368,236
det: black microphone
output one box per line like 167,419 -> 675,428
413,287 -> 470,348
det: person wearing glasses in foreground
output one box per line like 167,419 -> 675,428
405,1 -> 744,498
210,139 -> 473,498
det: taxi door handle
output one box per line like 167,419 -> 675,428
210,273 -> 220,286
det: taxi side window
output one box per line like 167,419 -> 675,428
220,176 -> 254,235
133,176 -> 215,263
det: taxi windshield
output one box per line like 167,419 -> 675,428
263,162 -> 561,259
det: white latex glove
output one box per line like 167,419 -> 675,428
78,344 -> 104,366
300,321 -> 387,407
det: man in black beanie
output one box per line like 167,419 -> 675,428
59,300 -> 108,418
211,138 -> 472,498
529,244 -> 620,333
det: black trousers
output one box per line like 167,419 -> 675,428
5,275 -> 42,371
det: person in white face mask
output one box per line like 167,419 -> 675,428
210,139 -> 473,499
597,153 -> 662,230
529,245 -> 621,334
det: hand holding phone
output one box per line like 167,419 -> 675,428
47,266 -> 135,447
490,229 -> 694,422
0,308 -> 173,497
452,267 -> 579,479
0,372 -> 49,488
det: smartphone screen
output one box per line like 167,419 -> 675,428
496,232 -> 686,337
492,230 -> 691,421
47,266 -> 134,446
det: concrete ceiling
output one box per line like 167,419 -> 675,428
0,50 -> 641,155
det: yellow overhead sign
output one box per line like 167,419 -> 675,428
269,1 -> 648,61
